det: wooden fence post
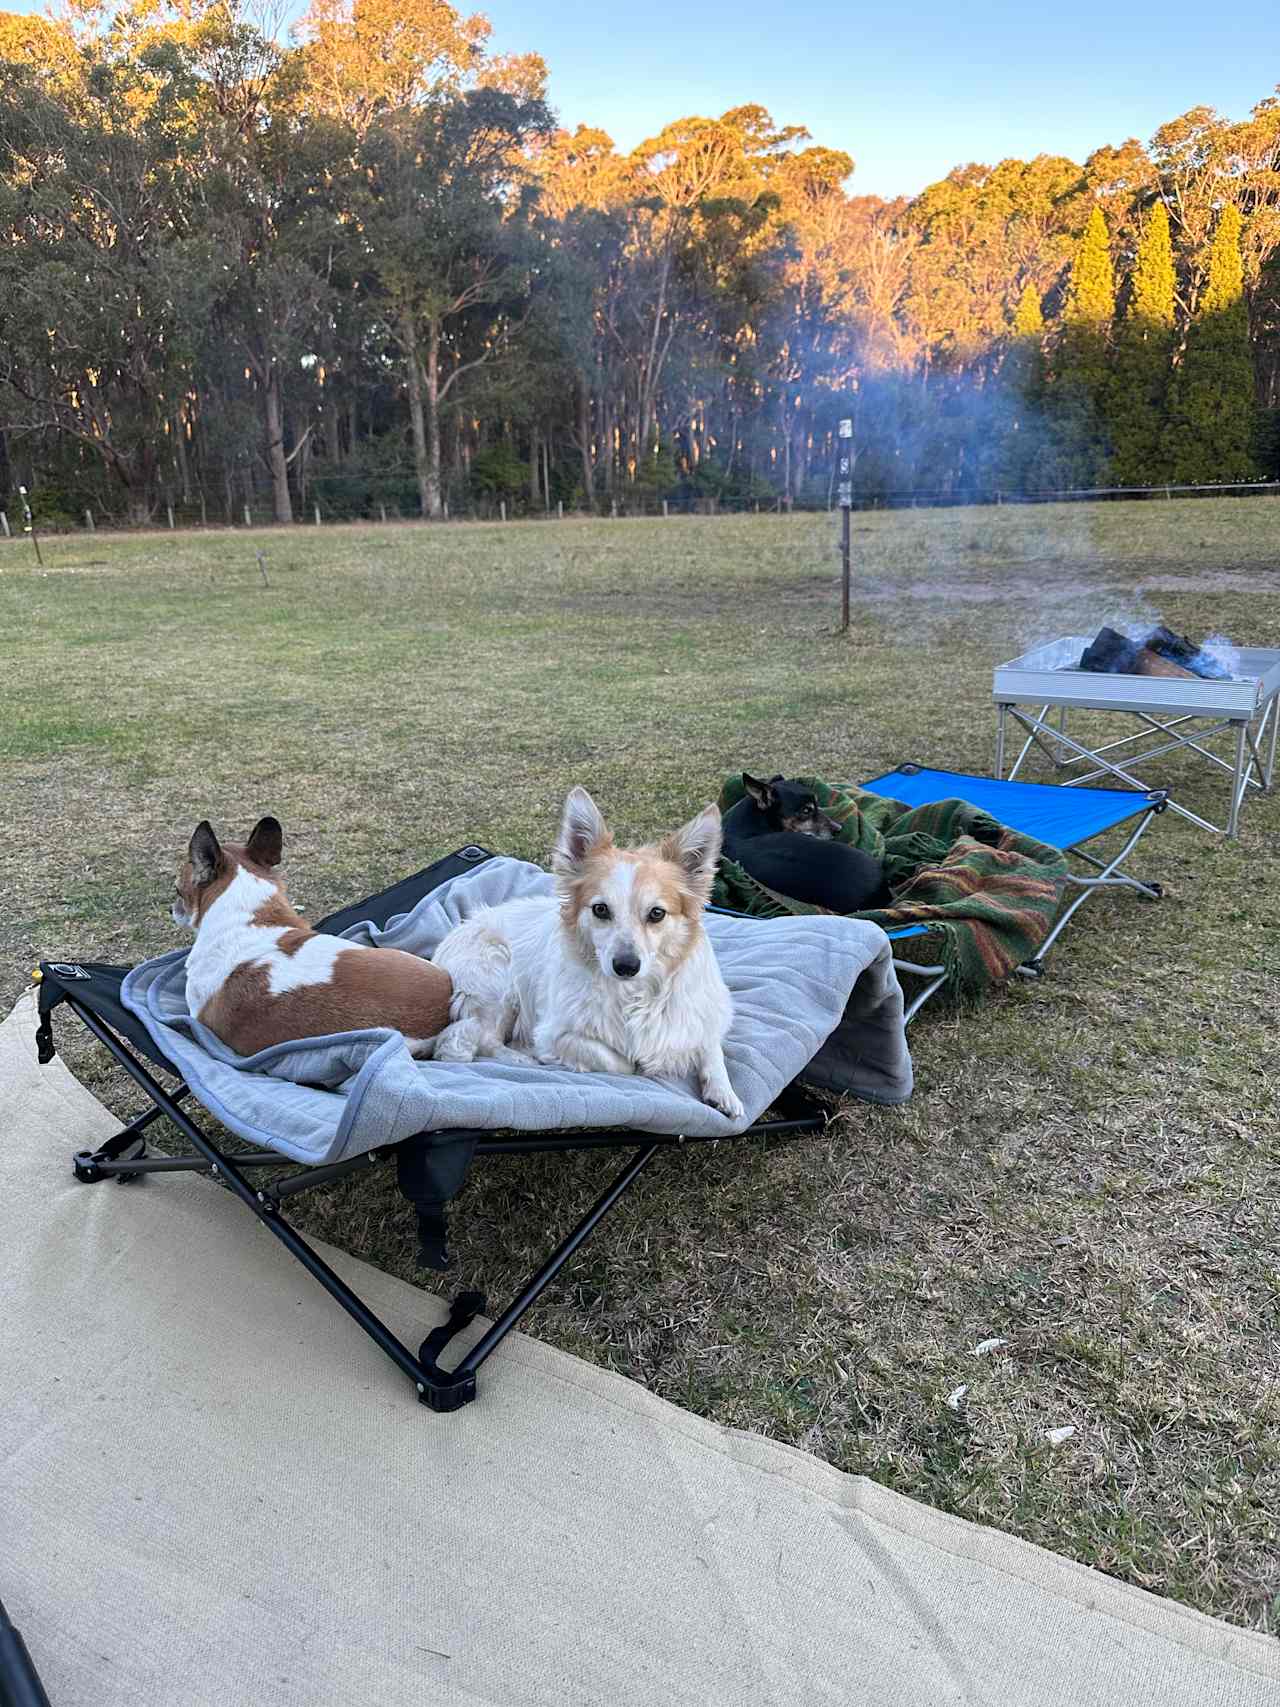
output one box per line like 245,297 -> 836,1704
84,509 -> 95,532
314,503 -> 321,526
1,512 -> 10,538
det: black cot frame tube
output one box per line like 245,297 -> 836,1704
65,996 -> 460,1403
0,1595 -> 53,1707
61,996 -> 823,1413
454,1144 -> 660,1377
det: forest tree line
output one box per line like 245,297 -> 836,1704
2,0 -> 1279,527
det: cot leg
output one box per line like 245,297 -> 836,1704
995,702 -> 1007,778
64,996 -> 480,1409
1265,698 -> 1278,791
1020,805 -> 1164,972
396,1143 -> 453,1271
1228,721 -> 1248,837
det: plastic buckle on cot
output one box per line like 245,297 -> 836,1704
416,1291 -> 486,1410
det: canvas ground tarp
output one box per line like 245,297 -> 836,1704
2,989 -> 1277,1707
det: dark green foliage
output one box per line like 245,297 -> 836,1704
1108,202 -> 1177,486
1165,206 -> 1260,484
469,443 -> 530,503
1037,206 -> 1115,489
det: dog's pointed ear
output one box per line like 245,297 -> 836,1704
246,816 -> 283,869
662,804 -> 722,900
554,787 -> 609,874
189,821 -> 223,887
743,773 -> 775,810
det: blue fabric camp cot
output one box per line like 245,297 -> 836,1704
858,765 -> 1169,1020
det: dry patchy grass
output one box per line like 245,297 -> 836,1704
3,499 -> 1279,1630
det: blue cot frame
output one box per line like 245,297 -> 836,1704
860,766 -> 1168,1021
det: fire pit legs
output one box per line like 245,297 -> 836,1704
993,639 -> 1280,838
1056,705 -> 1071,764
996,702 -> 1271,837
1228,722 -> 1250,837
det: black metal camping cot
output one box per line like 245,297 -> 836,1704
35,846 -> 826,1415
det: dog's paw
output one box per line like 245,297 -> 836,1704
431,1022 -> 479,1064
492,1044 -> 536,1067
701,1081 -> 745,1122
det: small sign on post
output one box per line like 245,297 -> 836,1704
837,418 -> 853,632
19,485 -> 42,567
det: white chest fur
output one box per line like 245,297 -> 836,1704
536,932 -> 730,1076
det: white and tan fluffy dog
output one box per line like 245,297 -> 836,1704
429,788 -> 744,1119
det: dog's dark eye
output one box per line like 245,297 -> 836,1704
591,902 -> 611,921
647,906 -> 666,924
803,802 -> 817,815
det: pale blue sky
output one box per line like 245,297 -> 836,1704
11,0 -> 1277,196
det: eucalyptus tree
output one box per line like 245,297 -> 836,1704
355,88 -> 552,516
0,41 -> 211,523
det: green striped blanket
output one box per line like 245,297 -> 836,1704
713,776 -> 1070,998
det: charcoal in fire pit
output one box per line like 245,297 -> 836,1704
1145,625 -> 1199,670
1078,627 -> 1139,673
1078,623 -> 1234,680
1158,629 -> 1233,680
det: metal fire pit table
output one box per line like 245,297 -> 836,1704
993,637 -> 1280,837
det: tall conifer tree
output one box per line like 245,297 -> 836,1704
1166,203 -> 1259,482
1038,204 -> 1115,488
1012,280 -> 1044,338
1108,200 -> 1176,485
999,282 -> 1046,490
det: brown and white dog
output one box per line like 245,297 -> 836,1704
172,817 -> 452,1056
429,788 -> 744,1119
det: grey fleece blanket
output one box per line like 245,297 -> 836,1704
121,859 -> 912,1167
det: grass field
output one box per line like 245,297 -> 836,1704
3,499 -> 1279,1630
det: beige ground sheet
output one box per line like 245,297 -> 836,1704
3,990 -> 1278,1707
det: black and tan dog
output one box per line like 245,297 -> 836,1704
722,774 -> 890,912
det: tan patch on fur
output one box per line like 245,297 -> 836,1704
558,837 -> 613,926
178,839 -> 286,925
184,837 -> 452,1054
203,947 -> 452,1056
176,857 -> 235,923
635,846 -> 706,973
561,842 -> 707,974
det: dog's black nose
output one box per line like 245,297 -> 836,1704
612,956 -> 641,979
